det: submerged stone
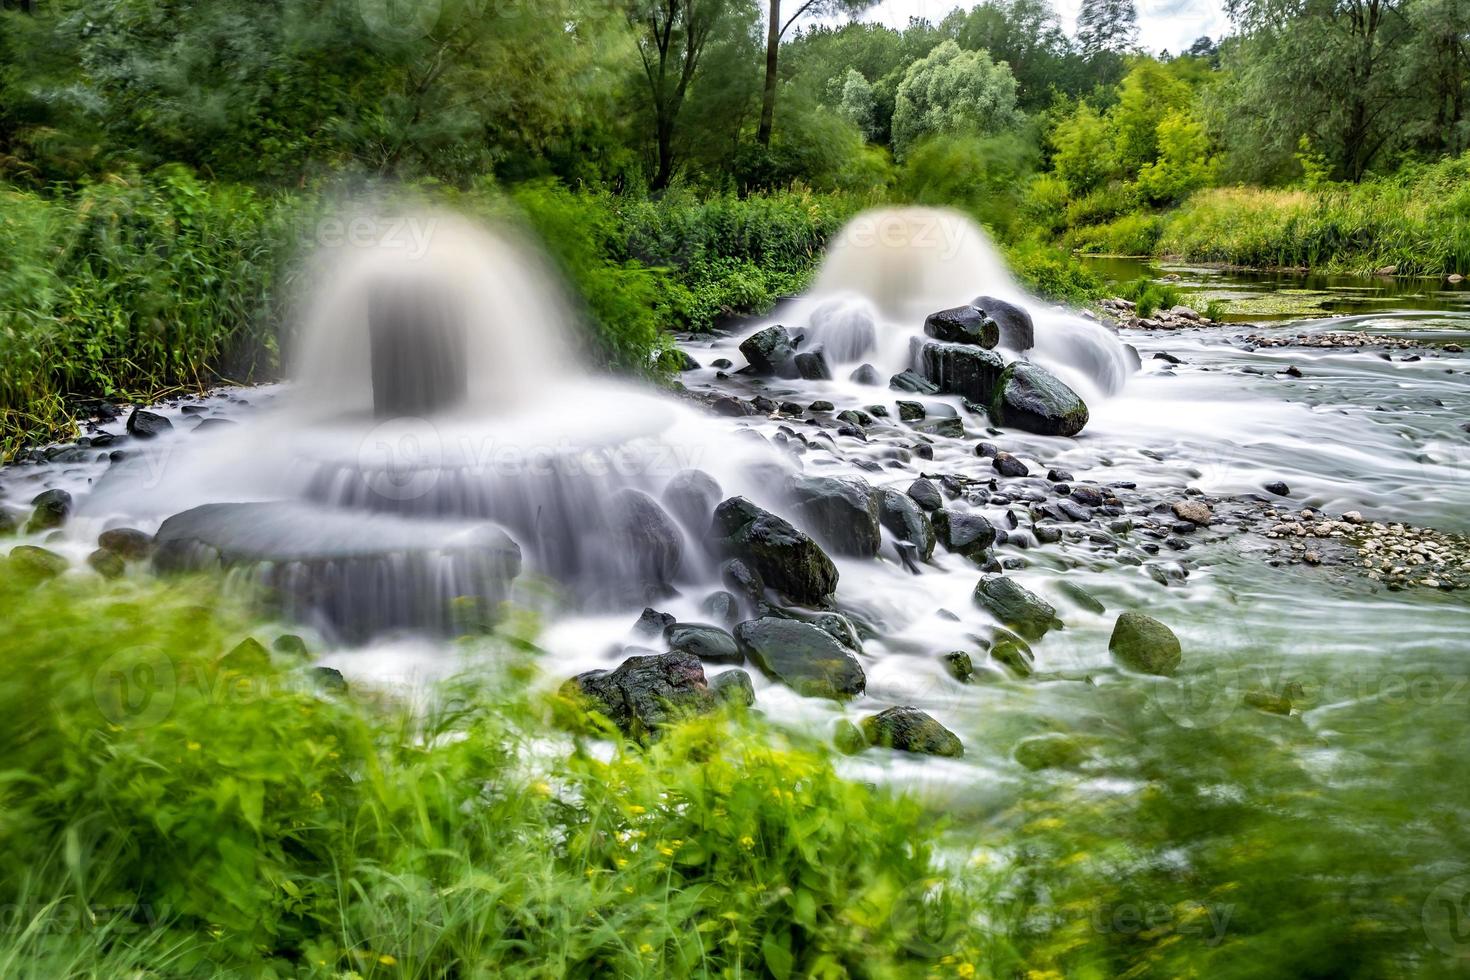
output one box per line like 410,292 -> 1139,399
889,370 -> 940,394
973,575 -> 1058,641
1014,733 -> 1086,770
787,476 -> 882,558
1108,611 -> 1182,675
27,489 -> 71,533
8,545 -> 68,581
661,469 -> 722,532
733,617 -> 865,700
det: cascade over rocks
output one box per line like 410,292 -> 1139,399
710,497 -> 838,605
786,475 -> 882,558
989,361 -> 1089,437
609,489 -> 684,589
27,489 -> 71,532
563,650 -> 718,737
973,295 -> 1035,351
661,469 -> 722,532
738,325 -> 799,378
889,370 -> 939,394
733,617 -> 865,699
931,510 -> 996,561
878,488 -> 936,561
919,341 -> 1006,404
795,346 -> 833,380
924,306 -> 999,348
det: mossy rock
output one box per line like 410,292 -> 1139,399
989,361 -> 1089,437
1108,611 -> 1182,676
8,545 -> 69,582
1015,733 -> 1088,771
973,575 -> 1059,641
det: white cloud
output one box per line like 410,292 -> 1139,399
849,0 -> 1230,56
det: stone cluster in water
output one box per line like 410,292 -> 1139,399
1263,507 -> 1470,591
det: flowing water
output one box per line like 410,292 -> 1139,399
5,207 -> 1469,965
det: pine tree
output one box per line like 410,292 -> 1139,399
1076,0 -> 1139,56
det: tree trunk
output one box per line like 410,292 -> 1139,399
652,113 -> 676,190
757,0 -> 781,148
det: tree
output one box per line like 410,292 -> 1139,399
831,67 -> 878,140
890,40 -> 1024,156
940,0 -> 1082,109
757,0 -> 877,148
628,0 -> 741,189
1076,0 -> 1138,56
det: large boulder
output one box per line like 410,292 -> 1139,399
664,622 -> 742,664
919,341 -> 1006,404
878,489 -> 935,561
924,306 -> 998,348
973,295 -> 1035,351
859,706 -> 963,757
739,325 -> 799,378
1109,611 -> 1182,676
973,575 -> 1058,641
562,651 -> 717,737
786,476 -> 882,558
661,470 -> 722,533
989,361 -> 1089,437
710,498 -> 838,605
733,617 -> 865,699
794,346 -> 833,381
610,489 -> 684,588
931,510 -> 995,561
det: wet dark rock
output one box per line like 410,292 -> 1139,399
1034,525 -> 1062,544
711,498 -> 838,605
738,325 -> 798,378
924,305 -> 998,348
907,478 -> 943,512
86,549 -> 125,579
273,634 -> 310,657
312,666 -> 348,693
989,361 -> 1089,437
669,349 -> 701,371
27,489 -> 72,532
700,590 -> 740,627
878,488 -> 936,561
711,357 -> 732,369
795,346 -> 833,380
787,476 -> 882,558
712,668 -> 756,708
988,628 -> 1034,676
1171,500 -> 1213,526
836,409 -> 874,427
1058,581 -> 1105,614
1153,351 -> 1183,365
8,545 -> 68,581
849,363 -> 882,385
913,417 -> 965,438
809,400 -> 835,412
712,396 -> 753,417
1264,481 -> 1291,497
1069,486 -> 1105,508
941,651 -> 974,682
973,575 -> 1058,640
665,622 -> 742,664
807,611 -> 863,651
563,651 -> 717,737
993,452 -> 1029,478
1109,611 -> 1182,675
1047,468 -> 1075,482
911,442 -> 935,460
866,404 -> 890,418
0,510 -> 17,537
859,706 -> 963,757
1058,499 -> 1093,522
896,400 -> 925,421
127,408 -> 173,439
973,295 -> 1035,350
931,510 -> 996,560
733,617 -> 865,699
779,401 -> 803,416
633,607 -> 676,637
98,527 -> 152,560
721,558 -> 766,606
889,370 -> 940,395
749,395 -> 779,415
975,441 -> 999,458
611,489 -> 684,587
661,469 -> 722,532
919,341 -> 1006,403
1015,733 -> 1086,770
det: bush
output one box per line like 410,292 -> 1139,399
896,132 -> 1039,238
1064,212 -> 1165,255
1115,276 -> 1185,317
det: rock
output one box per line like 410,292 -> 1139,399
634,607 -> 676,637
8,545 -> 68,581
1375,265 -> 1398,276
1264,481 -> 1291,497
836,409 -> 874,428
989,361 -> 1089,437
273,634 -> 310,657
26,489 -> 72,533
919,341 -> 1006,403
973,295 -> 1035,350
896,400 -> 925,421
194,417 -> 237,432
312,666 -> 349,693
786,476 -> 882,558
610,489 -> 684,587
1108,611 -> 1182,675
1243,687 -> 1293,715
738,325 -> 798,378
973,575 -> 1057,641
924,305 -> 998,348
809,400 -> 835,412
700,590 -> 740,627
711,357 -> 732,369
661,469 -> 722,532
1169,305 -> 1200,321
1153,351 -> 1183,364
733,617 -> 865,699
668,349 -> 700,371
721,558 -> 766,606
859,706 -> 963,757
834,719 -> 867,754
878,489 -> 936,561
1047,468 -> 1074,482
1171,500 -> 1213,526
712,669 -> 756,708
849,364 -> 882,385
712,396 -> 753,417
563,651 -> 717,737
221,637 -> 272,672
989,628 -> 1034,676
664,622 -> 742,664
86,549 -> 125,579
710,498 -> 838,605
889,370 -> 940,395
906,478 -> 943,512
931,510 -> 996,560
97,527 -> 152,560
992,452 -> 1029,477
913,417 -> 965,438
941,651 -> 974,682
126,408 -> 173,439
794,346 -> 833,380
1057,581 -> 1105,614
1014,733 -> 1086,770
807,612 -> 862,651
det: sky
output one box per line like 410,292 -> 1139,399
856,0 -> 1231,55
